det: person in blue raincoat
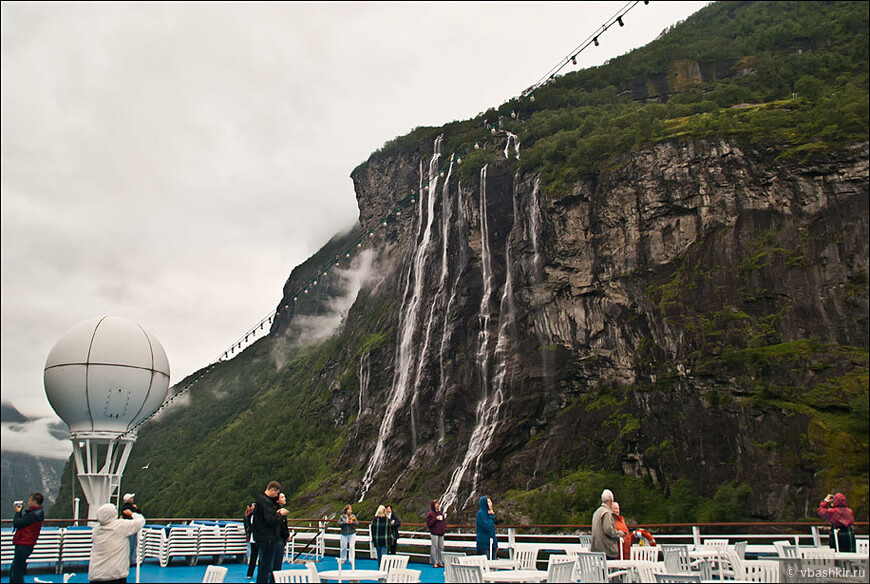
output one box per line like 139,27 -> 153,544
475,496 -> 497,559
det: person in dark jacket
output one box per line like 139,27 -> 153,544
11,492 -> 44,584
818,492 -> 856,552
252,481 -> 288,584
370,505 -> 391,566
273,492 -> 291,573
121,493 -> 143,565
244,502 -> 258,579
475,496 -> 497,559
425,500 -> 447,567
385,504 -> 401,555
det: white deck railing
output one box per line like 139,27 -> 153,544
2,520 -> 866,573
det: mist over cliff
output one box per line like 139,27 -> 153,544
52,1 -> 869,524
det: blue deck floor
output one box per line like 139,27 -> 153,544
7,555 -> 445,583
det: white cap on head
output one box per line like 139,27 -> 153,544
123,493 -> 135,502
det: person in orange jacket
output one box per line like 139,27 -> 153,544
612,502 -> 631,560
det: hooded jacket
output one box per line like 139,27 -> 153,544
426,501 -> 447,536
88,503 -> 145,582
475,496 -> 496,553
818,493 -> 855,528
12,505 -> 44,546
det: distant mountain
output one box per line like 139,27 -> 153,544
1,404 -> 69,519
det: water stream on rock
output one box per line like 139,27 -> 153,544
359,137 -> 442,501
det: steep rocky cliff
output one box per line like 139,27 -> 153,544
66,1 -> 868,524
289,135 -> 866,521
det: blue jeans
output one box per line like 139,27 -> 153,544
256,540 -> 282,583
375,545 -> 388,567
10,545 -> 33,583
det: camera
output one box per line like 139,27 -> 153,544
14,500 -> 24,507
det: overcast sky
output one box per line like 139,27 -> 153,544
1,1 -> 708,457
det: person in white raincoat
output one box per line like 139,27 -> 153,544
88,503 -> 145,583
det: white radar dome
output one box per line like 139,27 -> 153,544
44,316 -> 170,434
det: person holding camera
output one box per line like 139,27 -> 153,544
425,500 -> 447,568
818,492 -> 856,552
338,504 -> 358,565
88,502 -> 145,583
10,493 -> 44,583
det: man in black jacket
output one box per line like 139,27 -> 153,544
385,504 -> 401,555
252,481 -> 287,583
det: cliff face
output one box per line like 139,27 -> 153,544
307,136 -> 868,520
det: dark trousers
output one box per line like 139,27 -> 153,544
256,540 -> 282,583
10,545 -> 33,583
477,541 -> 498,560
247,541 -> 259,578
273,540 -> 286,572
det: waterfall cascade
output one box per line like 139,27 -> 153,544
359,137 -> 443,501
441,165 -> 519,512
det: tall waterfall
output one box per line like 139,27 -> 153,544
437,179 -> 468,445
442,164 -> 520,512
357,351 -> 370,424
504,132 -> 521,160
359,137 -> 443,501
527,178 -> 543,273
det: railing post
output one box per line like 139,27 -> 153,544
692,526 -> 701,548
508,527 -> 516,559
811,526 -> 821,547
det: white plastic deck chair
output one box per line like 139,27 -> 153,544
661,545 -> 692,573
386,568 -> 422,583
546,556 -> 578,583
702,538 -> 729,549
857,539 -> 869,555
741,559 -> 780,583
631,545 -> 661,562
654,574 -> 702,583
633,562 -> 666,583
458,555 -> 489,572
576,551 -> 629,582
202,565 -> 228,583
305,561 -> 321,583
734,540 -> 748,560
774,540 -> 797,558
452,564 -> 485,583
380,553 -> 410,573
800,547 -> 835,571
512,543 -> 538,569
443,552 -> 467,583
273,567 -> 316,583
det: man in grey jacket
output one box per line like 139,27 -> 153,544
591,489 -> 622,560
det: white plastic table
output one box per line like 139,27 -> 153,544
482,569 -> 548,582
318,568 -> 388,582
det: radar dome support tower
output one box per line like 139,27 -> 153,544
44,316 -> 170,520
